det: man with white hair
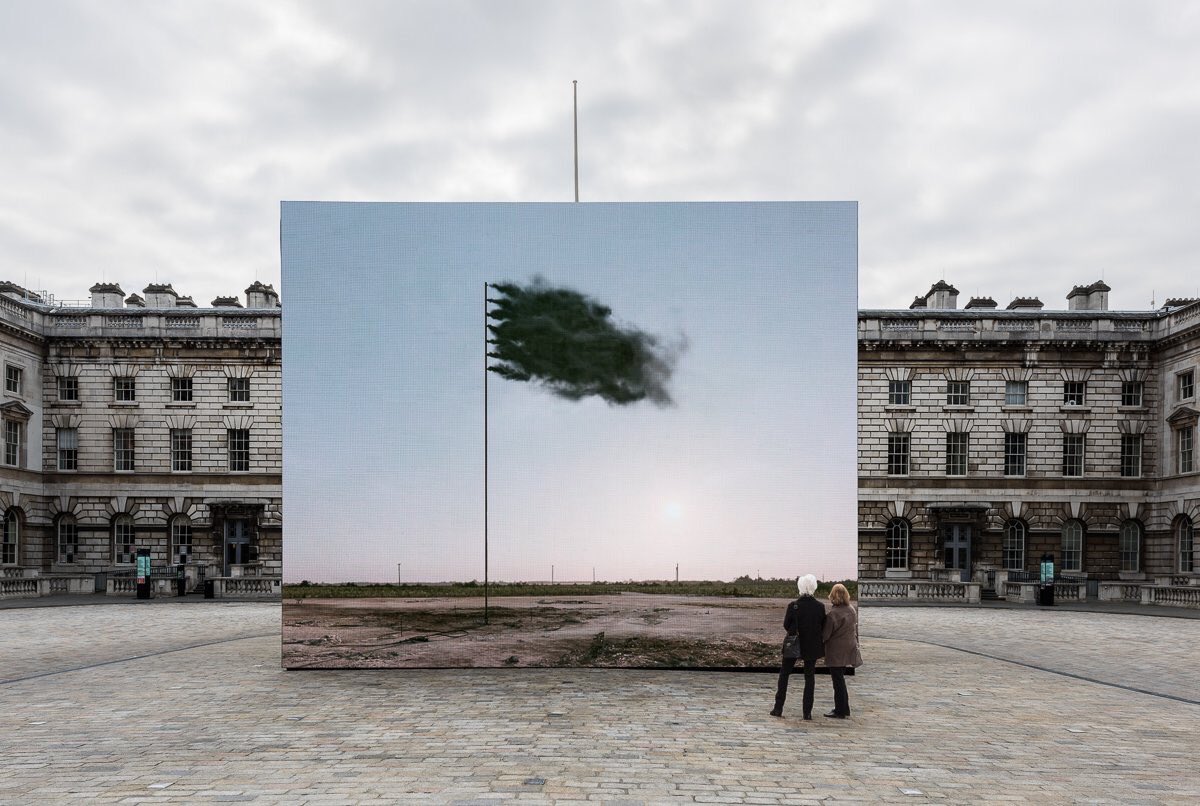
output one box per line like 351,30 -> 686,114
770,574 -> 826,719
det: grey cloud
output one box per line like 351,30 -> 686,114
0,0 -> 1199,309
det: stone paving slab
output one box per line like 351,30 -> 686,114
858,607 -> 1200,703
2,603 -> 1199,803
0,601 -> 277,683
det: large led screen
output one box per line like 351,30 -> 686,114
282,201 -> 857,668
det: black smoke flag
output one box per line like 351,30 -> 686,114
486,278 -> 681,406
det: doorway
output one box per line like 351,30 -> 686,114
224,519 -> 252,575
941,523 -> 972,582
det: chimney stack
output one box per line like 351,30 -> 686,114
143,283 -> 180,308
1067,281 -> 1110,311
1006,297 -> 1044,311
964,296 -> 997,310
89,282 -> 125,308
245,281 -> 280,309
924,280 -> 959,310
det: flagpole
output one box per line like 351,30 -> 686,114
573,80 -> 579,202
484,281 -> 490,625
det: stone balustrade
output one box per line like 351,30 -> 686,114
1001,581 -> 1087,602
859,579 -> 981,603
1154,575 -> 1200,587
0,577 -> 40,599
1141,586 -> 1200,609
1054,582 -> 1087,601
1,572 -> 278,599
1004,582 -> 1038,603
1,576 -> 94,599
212,576 -> 281,598
1098,582 -> 1143,602
107,576 -> 138,596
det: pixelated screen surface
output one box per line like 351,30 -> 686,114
282,201 -> 857,668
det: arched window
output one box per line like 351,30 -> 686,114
1003,521 -> 1026,572
886,519 -> 910,571
2,508 -> 18,565
171,515 -> 193,565
58,515 -> 78,564
1179,516 -> 1195,574
1119,521 -> 1141,573
113,515 -> 135,565
1061,520 -> 1084,573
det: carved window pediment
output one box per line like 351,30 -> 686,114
0,400 -> 33,421
1167,405 -> 1199,428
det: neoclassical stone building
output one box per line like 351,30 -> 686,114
0,281 -> 281,595
859,281 -> 1199,596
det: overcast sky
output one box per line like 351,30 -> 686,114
2,1 -> 1199,310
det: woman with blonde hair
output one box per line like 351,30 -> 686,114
821,582 -> 862,719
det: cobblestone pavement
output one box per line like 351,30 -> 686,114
858,606 -> 1200,704
2,603 -> 1199,804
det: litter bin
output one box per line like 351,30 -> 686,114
203,579 -> 215,599
1038,582 -> 1055,606
177,576 -> 187,596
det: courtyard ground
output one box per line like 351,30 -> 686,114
2,600 -> 1199,803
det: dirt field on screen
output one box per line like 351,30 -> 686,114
283,593 -> 821,669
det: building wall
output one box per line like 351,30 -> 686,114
0,286 -> 282,585
858,298 -> 1200,583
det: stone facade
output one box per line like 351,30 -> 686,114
859,281 -> 1200,591
0,282 -> 281,594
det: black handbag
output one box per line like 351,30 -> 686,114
782,633 -> 802,659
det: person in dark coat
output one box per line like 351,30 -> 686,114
821,582 -> 862,719
770,574 -> 825,719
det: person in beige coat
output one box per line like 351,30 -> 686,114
820,583 -> 862,718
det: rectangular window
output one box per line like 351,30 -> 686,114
5,365 -> 22,394
114,428 -> 135,472
1180,426 -> 1195,475
227,429 -> 250,472
1063,381 -> 1086,406
57,428 -> 78,471
114,377 -> 136,402
887,433 -> 910,476
1004,433 -> 1027,477
170,428 -> 192,472
1062,434 -> 1085,477
1120,524 -> 1140,573
228,377 -> 251,403
58,521 -> 78,564
114,520 -> 135,565
171,377 -> 193,402
1003,524 -> 1025,572
172,521 -> 193,564
945,432 -> 968,476
886,521 -> 909,570
1120,434 -> 1143,478
1005,381 -> 1028,406
1121,381 -> 1144,407
946,380 -> 970,406
1062,529 -> 1083,573
58,376 -> 79,401
1180,370 -> 1195,401
888,379 -> 910,406
3,420 -> 18,467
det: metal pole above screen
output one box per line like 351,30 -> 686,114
483,281 -> 489,625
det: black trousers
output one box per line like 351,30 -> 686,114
829,667 -> 850,716
773,657 -> 815,716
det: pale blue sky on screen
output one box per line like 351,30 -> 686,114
282,202 -> 857,583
